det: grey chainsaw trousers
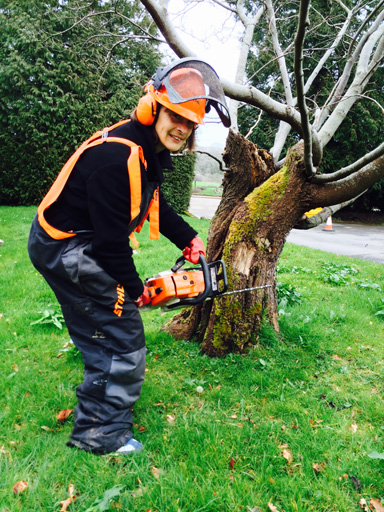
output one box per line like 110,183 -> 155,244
28,216 -> 146,454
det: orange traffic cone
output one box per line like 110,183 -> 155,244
322,216 -> 335,232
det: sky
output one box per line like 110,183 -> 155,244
165,1 -> 242,148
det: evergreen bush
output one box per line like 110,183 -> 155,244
0,0 -> 160,206
162,153 -> 196,213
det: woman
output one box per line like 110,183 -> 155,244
28,58 -> 230,455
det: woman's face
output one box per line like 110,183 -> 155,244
155,107 -> 195,152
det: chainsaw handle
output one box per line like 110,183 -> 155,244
167,254 -> 212,309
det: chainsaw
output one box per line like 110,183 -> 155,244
141,254 -> 271,312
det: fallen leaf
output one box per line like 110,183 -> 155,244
150,466 -> 161,479
282,448 -> 293,464
229,457 -> 235,469
12,481 -> 28,494
370,498 -> 384,512
166,414 -> 176,424
348,423 -> 358,433
359,498 -> 369,512
268,503 -> 281,512
60,498 -> 73,511
57,409 -> 73,423
339,473 -> 348,480
0,445 -> 12,462
332,354 -> 342,360
41,425 -> 53,432
59,484 -> 77,511
230,414 -> 238,419
312,462 -> 326,473
139,426 -> 146,432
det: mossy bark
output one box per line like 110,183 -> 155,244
164,131 -> 310,356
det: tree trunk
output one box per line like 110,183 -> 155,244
164,131 -> 310,356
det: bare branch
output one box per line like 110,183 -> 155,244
221,78 -> 303,134
140,0 -> 197,57
306,8 -> 354,107
312,141 -> 384,183
194,150 -> 228,171
229,2 -> 265,131
211,0 -> 238,15
171,149 -> 228,172
294,194 -> 366,229
294,0 -> 317,176
346,0 -> 384,58
245,109 -> 263,139
265,0 -> 293,106
43,9 -> 116,41
112,8 -> 166,43
307,154 -> 384,206
319,18 -> 384,146
318,7 -> 384,131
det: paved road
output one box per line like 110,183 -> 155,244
188,195 -> 384,264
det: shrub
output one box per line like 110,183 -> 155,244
162,153 -> 196,213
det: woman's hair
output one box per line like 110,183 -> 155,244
131,105 -> 196,152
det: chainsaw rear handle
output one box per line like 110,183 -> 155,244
166,253 -> 212,309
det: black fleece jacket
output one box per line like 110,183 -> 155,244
45,120 -> 197,299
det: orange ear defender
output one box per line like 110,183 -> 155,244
136,91 -> 157,125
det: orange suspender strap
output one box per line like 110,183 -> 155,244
148,187 -> 160,240
133,186 -> 160,241
37,121 -> 151,240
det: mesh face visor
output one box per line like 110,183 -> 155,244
153,59 -> 231,128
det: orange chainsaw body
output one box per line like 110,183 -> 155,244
146,270 -> 205,307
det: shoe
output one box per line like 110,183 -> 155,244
115,438 -> 143,455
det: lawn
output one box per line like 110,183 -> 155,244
192,181 -> 222,196
0,206 -> 383,512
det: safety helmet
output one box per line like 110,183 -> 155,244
136,58 -> 231,128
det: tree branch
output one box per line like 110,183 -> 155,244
312,141 -> 384,183
307,154 -> 384,206
140,0 -> 197,57
221,78 -> 303,134
294,0 -> 317,177
43,9 -> 117,41
266,0 -> 293,107
318,17 -> 384,147
229,2 -> 265,131
317,7 -> 384,131
293,194 -> 366,229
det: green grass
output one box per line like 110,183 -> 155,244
192,181 -> 222,196
1,206 -> 384,511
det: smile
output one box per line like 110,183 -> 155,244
170,134 -> 184,142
